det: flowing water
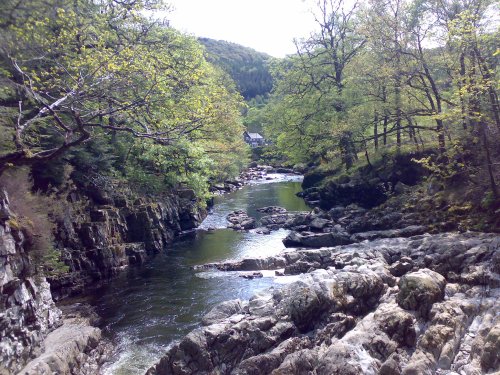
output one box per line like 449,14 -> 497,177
88,175 -> 309,374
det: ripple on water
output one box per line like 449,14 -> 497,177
93,179 -> 309,374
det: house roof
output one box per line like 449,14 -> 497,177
247,132 -> 264,140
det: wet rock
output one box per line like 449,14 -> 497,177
240,272 -> 264,280
226,210 -> 256,230
283,231 -> 352,248
389,256 -> 413,277
201,299 -> 245,326
257,206 -> 287,214
397,268 -> 446,317
253,227 -> 271,235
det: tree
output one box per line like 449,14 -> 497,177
0,0 -> 244,177
263,0 -> 366,167
445,5 -> 499,196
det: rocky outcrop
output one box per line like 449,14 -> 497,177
149,232 -> 500,375
226,211 -> 257,230
50,187 -> 205,299
300,152 -> 430,209
252,204 -> 429,248
0,191 -> 62,374
18,304 -> 110,375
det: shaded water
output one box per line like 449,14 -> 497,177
89,176 -> 309,374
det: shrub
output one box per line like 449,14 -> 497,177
0,168 -> 66,276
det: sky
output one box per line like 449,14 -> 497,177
162,0 -> 319,57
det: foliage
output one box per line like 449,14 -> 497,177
0,0 -> 249,206
0,168 -> 66,276
262,0 -> 499,195
199,38 -> 274,100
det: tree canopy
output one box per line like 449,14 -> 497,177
0,0 -> 248,197
262,0 -> 499,195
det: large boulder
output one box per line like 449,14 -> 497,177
397,269 -> 446,317
289,286 -> 325,332
283,231 -> 352,248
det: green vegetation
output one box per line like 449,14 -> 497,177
0,0 -> 251,274
0,0 -> 498,272
199,38 -> 274,101
0,168 -> 67,277
262,0 -> 499,199
0,0 -> 249,199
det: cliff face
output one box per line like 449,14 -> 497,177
0,183 -> 206,373
0,191 -> 62,374
50,186 -> 206,300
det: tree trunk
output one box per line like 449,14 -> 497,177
474,47 -> 500,133
480,120 -> 498,198
458,52 -> 469,130
374,112 -> 379,151
383,115 -> 388,146
364,142 -> 373,169
395,74 -> 402,151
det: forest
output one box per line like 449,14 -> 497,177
199,37 -> 273,101
0,0 -> 498,247
259,0 -> 499,199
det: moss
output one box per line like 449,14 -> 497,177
42,248 -> 70,277
7,218 -> 21,230
447,204 -> 472,215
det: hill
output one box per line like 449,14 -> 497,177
199,37 -> 274,100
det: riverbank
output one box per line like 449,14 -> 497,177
145,163 -> 500,374
148,231 -> 500,374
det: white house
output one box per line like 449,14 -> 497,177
243,131 -> 265,148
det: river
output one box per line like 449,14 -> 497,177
88,175 -> 309,374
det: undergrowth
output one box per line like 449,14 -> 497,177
0,168 -> 68,276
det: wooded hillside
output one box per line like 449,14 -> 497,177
199,37 -> 274,100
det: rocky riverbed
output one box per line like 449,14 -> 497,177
147,232 -> 500,374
